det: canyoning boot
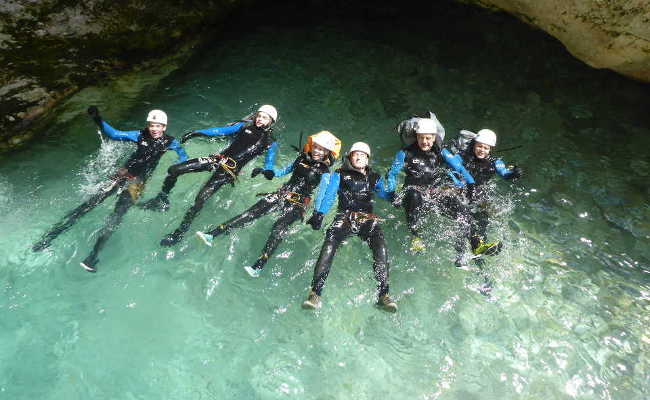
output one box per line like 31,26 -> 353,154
141,193 -> 170,212
302,290 -> 321,310
243,256 -> 267,278
80,256 -> 98,273
195,231 -> 214,247
160,231 -> 183,247
409,236 -> 425,253
243,266 -> 261,278
471,237 -> 503,257
378,294 -> 398,313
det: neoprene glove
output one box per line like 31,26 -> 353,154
87,106 -> 102,126
306,212 -> 324,230
181,131 -> 201,144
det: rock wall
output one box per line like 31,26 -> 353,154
462,0 -> 650,81
1,0 -> 649,152
0,0 -> 245,151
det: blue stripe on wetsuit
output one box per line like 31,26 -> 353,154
315,172 -> 340,214
100,121 -> 141,142
494,159 -> 514,178
312,173 -> 331,211
262,142 -> 293,177
100,121 -> 188,163
441,148 -> 475,187
314,172 -> 392,214
168,139 -> 189,163
195,121 -> 244,137
385,150 -> 406,192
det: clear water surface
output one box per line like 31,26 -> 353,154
1,2 -> 649,399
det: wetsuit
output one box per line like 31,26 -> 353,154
158,122 -> 276,246
386,142 -> 447,237
33,116 -> 187,271
204,145 -> 331,271
308,160 -> 394,298
439,142 -> 518,255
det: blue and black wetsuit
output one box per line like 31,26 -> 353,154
386,142 -> 447,237
439,142 -> 518,254
33,110 -> 187,272
308,160 -> 394,298
203,145 -> 331,271
156,122 -> 277,246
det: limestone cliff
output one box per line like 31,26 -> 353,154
463,0 -> 650,81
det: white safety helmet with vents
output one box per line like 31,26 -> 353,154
415,118 -> 439,135
146,110 -> 168,125
257,105 -> 278,122
348,142 -> 371,157
475,129 -> 497,147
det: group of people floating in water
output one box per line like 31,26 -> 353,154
33,104 -> 522,312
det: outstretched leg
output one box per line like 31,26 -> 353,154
80,188 -> 136,272
161,170 -> 232,246
308,218 -> 349,298
247,205 -> 303,273
33,180 -> 121,251
142,158 -> 214,211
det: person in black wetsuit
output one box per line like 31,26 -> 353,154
439,129 -> 522,293
32,106 -> 188,272
302,142 -> 398,313
142,105 -> 278,247
386,116 -> 448,252
195,131 -> 341,277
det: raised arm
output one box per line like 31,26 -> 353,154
88,106 -> 141,142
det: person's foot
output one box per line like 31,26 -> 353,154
160,232 -> 182,247
378,294 -> 398,313
302,290 -> 321,310
471,237 -> 502,256
80,257 -> 98,273
195,231 -> 214,247
32,238 -> 51,252
455,253 -> 471,269
409,236 -> 425,253
141,194 -> 170,212
243,266 -> 260,278
478,280 -> 493,297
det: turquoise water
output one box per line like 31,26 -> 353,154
2,2 -> 649,399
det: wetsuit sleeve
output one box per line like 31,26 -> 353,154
312,172 -> 331,211
385,150 -> 406,190
99,120 -> 141,142
494,159 -> 514,178
262,142 -> 294,177
441,148 -> 475,187
315,172 -> 340,214
194,121 -> 244,137
168,138 -> 189,163
374,177 -> 393,201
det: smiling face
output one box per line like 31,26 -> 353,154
254,111 -> 273,128
416,133 -> 436,152
473,142 -> 491,159
148,122 -> 167,139
311,143 -> 330,161
349,150 -> 369,170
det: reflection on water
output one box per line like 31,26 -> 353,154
1,1 -> 649,399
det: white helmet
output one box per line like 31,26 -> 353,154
311,131 -> 338,152
415,118 -> 439,135
146,109 -> 168,125
475,129 -> 497,147
257,105 -> 278,122
348,142 -> 371,157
